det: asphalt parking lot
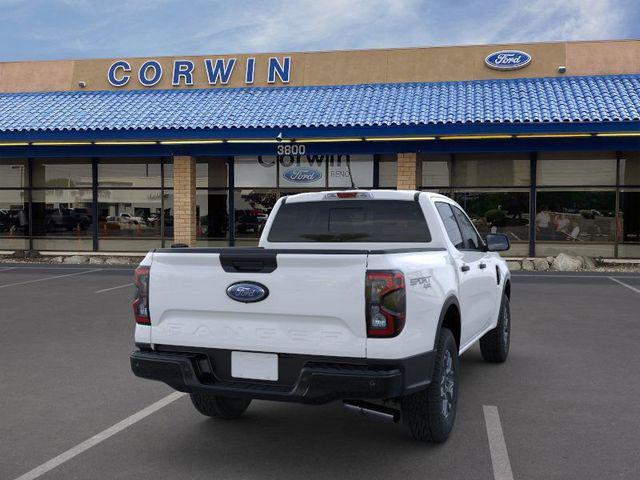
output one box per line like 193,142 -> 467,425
1,265 -> 639,480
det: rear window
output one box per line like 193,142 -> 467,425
267,200 -> 431,243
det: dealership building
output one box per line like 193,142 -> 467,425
0,39 -> 639,257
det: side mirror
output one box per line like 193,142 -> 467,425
485,233 -> 510,252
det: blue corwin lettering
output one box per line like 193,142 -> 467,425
268,57 -> 291,84
205,58 -> 237,85
108,60 -> 131,87
172,60 -> 194,86
138,60 -> 163,87
245,57 -> 255,84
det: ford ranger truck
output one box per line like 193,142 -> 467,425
130,190 -> 511,442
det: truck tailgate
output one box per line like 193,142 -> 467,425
149,251 -> 368,357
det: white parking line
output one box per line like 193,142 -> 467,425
0,265 -> 134,271
12,392 -> 185,480
608,276 -> 640,294
0,268 -> 102,289
483,405 -> 514,480
95,282 -> 134,294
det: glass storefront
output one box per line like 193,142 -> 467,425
233,154 -> 376,245
421,153 -> 531,256
1,151 -> 639,257
535,152 -> 617,257
420,151 -> 640,258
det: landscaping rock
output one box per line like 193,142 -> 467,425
532,258 -> 550,271
581,256 -> 597,270
521,259 -> 535,271
104,257 -> 133,265
88,257 -> 105,265
546,256 -> 555,264
49,256 -> 64,263
506,261 -> 521,271
63,255 -> 89,264
551,253 -> 582,272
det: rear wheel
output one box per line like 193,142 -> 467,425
189,393 -> 251,419
479,294 -> 511,363
401,327 -> 459,443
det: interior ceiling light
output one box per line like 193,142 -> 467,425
30,141 -> 93,146
515,133 -> 592,138
438,135 -> 513,140
596,132 -> 640,137
159,139 -> 224,145
93,141 -> 158,145
296,138 -> 364,143
365,136 -> 436,141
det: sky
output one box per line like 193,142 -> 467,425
0,0 -> 639,61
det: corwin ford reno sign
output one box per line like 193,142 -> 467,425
484,50 -> 532,70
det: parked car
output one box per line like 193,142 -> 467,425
235,214 -> 262,234
45,207 -> 91,232
130,190 -> 511,442
117,212 -> 144,225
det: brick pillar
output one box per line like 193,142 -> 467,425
396,153 -> 419,190
172,156 -> 197,246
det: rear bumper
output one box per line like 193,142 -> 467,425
130,347 -> 434,404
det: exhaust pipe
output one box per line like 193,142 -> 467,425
343,400 -> 400,423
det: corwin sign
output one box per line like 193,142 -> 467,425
484,50 -> 532,70
107,57 -> 291,87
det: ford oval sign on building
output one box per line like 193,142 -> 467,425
282,168 -> 323,183
226,282 -> 269,303
484,50 -> 532,70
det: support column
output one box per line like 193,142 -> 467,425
173,155 -> 197,246
396,153 -> 420,190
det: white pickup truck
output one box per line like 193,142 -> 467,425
131,190 -> 511,442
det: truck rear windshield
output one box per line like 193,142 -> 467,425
267,200 -> 431,243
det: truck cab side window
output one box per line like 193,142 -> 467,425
451,205 -> 482,250
435,202 -> 464,249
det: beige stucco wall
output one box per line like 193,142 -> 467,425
1,39 -> 639,93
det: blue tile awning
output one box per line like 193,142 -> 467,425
0,74 -> 639,140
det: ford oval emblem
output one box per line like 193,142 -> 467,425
485,50 -> 532,70
226,282 -> 269,303
282,167 -> 322,183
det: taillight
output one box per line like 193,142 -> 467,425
133,266 -> 150,325
365,271 -> 406,338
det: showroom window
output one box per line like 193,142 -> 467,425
31,158 -> 94,251
0,159 -> 29,251
618,152 -> 640,257
1,150 -> 637,257
97,158 -> 164,252
195,157 -> 229,247
535,152 -> 617,257
378,154 -> 397,188
421,153 -> 531,256
233,154 -> 375,245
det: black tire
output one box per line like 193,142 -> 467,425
401,328 -> 459,443
189,393 -> 251,419
480,294 -> 511,363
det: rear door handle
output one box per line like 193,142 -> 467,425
479,263 -> 487,269
461,265 -> 470,272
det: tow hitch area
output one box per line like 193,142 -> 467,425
343,400 -> 401,423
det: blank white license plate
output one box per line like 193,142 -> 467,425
231,351 -> 278,381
